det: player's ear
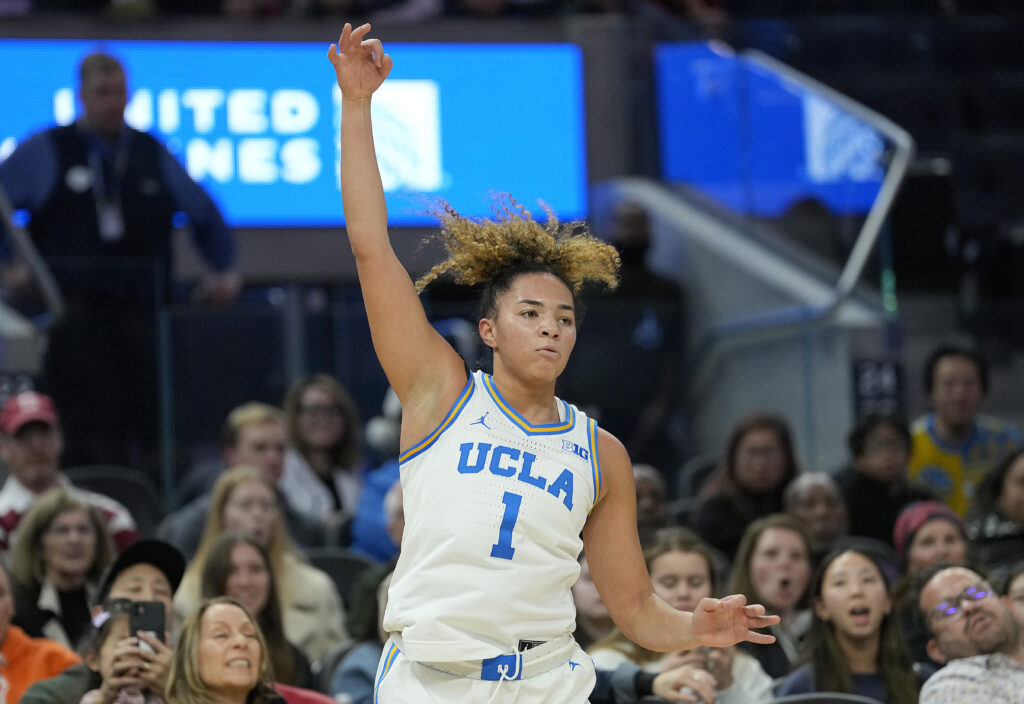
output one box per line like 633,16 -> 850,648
479,317 -> 497,350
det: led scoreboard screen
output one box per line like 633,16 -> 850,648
0,39 -> 587,227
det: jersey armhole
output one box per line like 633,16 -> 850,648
398,373 -> 475,465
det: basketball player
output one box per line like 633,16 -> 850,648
328,23 -> 779,703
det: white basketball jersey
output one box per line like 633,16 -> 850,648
383,370 -> 602,662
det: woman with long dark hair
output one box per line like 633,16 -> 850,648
691,414 -> 800,560
776,545 -> 920,703
199,532 -> 314,689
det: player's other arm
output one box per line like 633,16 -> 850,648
583,429 -> 778,652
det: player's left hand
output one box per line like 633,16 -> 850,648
691,594 -> 779,648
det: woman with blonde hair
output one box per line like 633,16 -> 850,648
589,527 -> 774,703
173,467 -> 348,665
328,23 -> 778,703
10,489 -> 114,648
166,596 -> 283,704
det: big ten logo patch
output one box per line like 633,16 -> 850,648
561,439 -> 589,461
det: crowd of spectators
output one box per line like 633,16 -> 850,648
0,338 -> 1020,703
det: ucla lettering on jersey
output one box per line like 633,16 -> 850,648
384,371 -> 602,662
456,442 -> 575,511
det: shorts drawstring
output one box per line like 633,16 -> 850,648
484,654 -> 521,704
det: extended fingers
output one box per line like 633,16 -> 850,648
743,628 -> 777,645
747,614 -> 780,628
336,23 -> 372,51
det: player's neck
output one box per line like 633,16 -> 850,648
489,372 -> 559,425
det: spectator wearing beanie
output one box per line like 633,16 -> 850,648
891,501 -> 972,679
893,501 -> 970,578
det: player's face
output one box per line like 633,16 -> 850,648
481,273 -> 577,384
930,355 -> 983,432
80,69 -> 127,139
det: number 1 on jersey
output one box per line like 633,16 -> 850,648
490,491 -> 522,560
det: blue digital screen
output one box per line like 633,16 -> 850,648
656,42 -> 886,217
0,39 -> 586,227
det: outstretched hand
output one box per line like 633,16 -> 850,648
328,22 -> 393,100
691,594 -> 779,648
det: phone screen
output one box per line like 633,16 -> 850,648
130,600 -> 166,654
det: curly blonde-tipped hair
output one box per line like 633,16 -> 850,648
414,196 -> 621,300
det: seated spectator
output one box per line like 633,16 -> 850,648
79,599 -> 166,704
837,413 -> 934,546
280,374 -> 364,527
967,448 -> 1024,581
891,501 -> 970,675
728,514 -> 813,679
571,551 -> 614,651
0,391 -> 138,553
634,464 -> 672,548
1000,560 -> 1024,628
21,538 -> 186,704
784,472 -> 849,567
589,527 -> 774,703
894,501 -> 970,579
329,565 -> 393,704
0,562 -> 80,704
166,596 -> 285,704
157,403 -> 326,560
915,563 -> 1024,703
691,413 -> 800,560
775,546 -> 920,703
909,344 -> 1024,516
198,533 -> 314,689
9,489 -> 114,648
174,467 -> 348,665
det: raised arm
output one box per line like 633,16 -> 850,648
328,24 -> 466,431
583,429 -> 779,652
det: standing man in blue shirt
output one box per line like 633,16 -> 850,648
0,52 -> 241,475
